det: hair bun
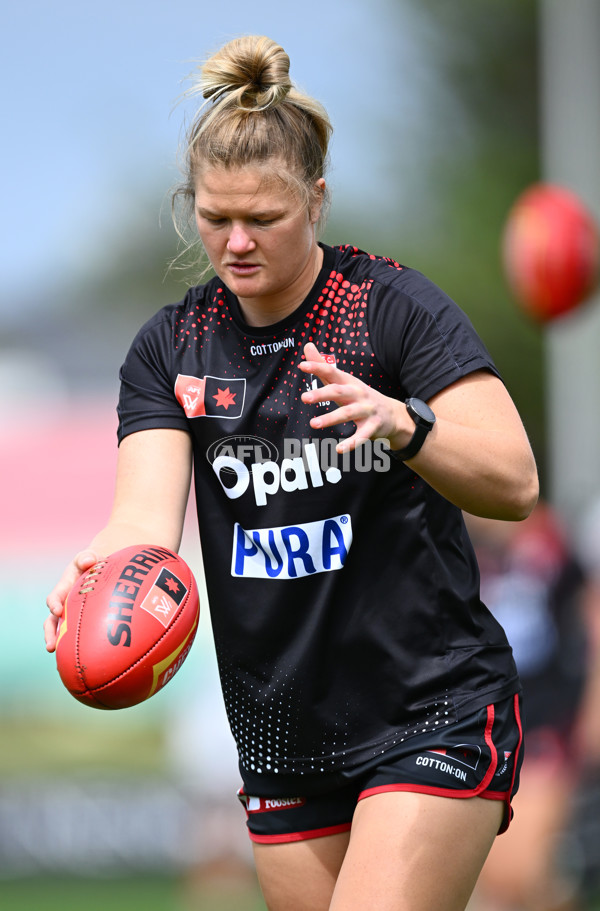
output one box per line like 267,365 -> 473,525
201,35 -> 292,111
173,34 -> 333,277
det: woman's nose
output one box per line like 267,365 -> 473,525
227,223 -> 256,254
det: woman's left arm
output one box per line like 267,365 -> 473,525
300,343 -> 539,521
414,370 -> 539,519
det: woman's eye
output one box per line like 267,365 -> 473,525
197,213 -> 226,225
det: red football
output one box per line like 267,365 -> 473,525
56,545 -> 200,709
502,183 -> 600,322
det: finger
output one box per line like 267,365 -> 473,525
334,435 -> 364,455
298,358 -> 338,379
44,614 -> 59,653
309,393 -> 377,426
46,576 -> 73,616
74,550 -> 100,572
335,423 -> 383,454
46,551 -> 99,617
309,404 -> 359,431
299,344 -> 342,379
302,383 -> 357,407
303,341 -> 324,361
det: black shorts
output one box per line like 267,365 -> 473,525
238,694 -> 523,844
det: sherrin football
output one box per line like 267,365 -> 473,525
56,545 -> 200,709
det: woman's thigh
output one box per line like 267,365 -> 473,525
330,791 -> 503,911
253,792 -> 503,911
253,831 -> 350,911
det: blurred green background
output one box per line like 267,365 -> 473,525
2,1 -> 600,909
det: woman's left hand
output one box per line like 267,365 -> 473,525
299,342 -> 410,454
299,342 -> 539,521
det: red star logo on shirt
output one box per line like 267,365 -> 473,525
212,387 -> 237,409
164,576 -> 180,594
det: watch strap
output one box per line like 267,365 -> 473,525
390,423 -> 431,461
390,397 -> 436,462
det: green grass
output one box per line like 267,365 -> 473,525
0,874 -> 267,911
2,873 -> 600,911
0,875 -> 179,911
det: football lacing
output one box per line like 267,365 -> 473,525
78,561 -> 106,595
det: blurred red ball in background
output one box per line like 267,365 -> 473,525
502,183 -> 600,323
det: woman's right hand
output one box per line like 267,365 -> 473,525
44,428 -> 194,654
44,550 -> 101,653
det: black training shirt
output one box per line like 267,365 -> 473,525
118,244 -> 520,794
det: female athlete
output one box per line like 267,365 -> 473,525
44,35 -> 539,911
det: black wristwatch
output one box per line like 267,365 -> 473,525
391,397 -> 436,461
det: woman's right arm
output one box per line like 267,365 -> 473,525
44,427 -> 193,652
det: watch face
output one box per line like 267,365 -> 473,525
406,397 -> 436,426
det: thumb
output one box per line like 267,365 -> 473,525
74,550 -> 100,572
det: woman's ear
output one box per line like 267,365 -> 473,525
309,178 -> 327,224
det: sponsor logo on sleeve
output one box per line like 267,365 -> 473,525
175,374 -> 246,419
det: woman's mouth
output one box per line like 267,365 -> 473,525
227,262 -> 260,276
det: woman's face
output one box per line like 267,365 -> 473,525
194,164 -> 324,323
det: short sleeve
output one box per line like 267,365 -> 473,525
117,307 -> 190,444
367,268 -> 501,401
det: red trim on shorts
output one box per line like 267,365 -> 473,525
358,782 -> 486,802
356,697 -> 522,836
248,822 -> 352,844
471,696 -> 523,834
509,693 -> 523,795
499,693 -> 524,832
481,789 -> 505,800
479,695 -> 524,832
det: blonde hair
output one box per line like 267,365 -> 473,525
171,36 -> 333,277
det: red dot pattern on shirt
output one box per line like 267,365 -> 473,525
174,288 -> 231,350
172,250 -> 404,430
